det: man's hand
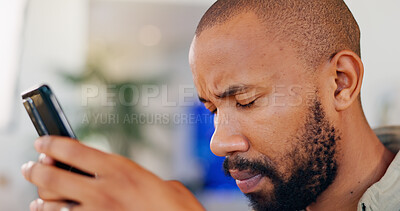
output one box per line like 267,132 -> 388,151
21,136 -> 205,211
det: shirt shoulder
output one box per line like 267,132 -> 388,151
357,126 -> 400,211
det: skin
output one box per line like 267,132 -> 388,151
21,136 -> 205,211
21,11 -> 395,211
189,12 -> 395,210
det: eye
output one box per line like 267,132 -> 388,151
236,100 -> 256,109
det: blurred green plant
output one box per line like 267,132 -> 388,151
60,53 -> 163,157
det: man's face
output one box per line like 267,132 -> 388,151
190,13 -> 340,210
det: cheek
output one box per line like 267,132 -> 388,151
238,102 -> 308,172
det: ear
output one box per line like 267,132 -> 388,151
331,50 -> 364,111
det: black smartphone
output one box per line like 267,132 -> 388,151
22,84 -> 93,177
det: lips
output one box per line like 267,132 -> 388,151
229,170 -> 263,193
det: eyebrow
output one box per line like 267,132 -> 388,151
198,85 -> 250,103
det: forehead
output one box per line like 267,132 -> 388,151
189,12 -> 306,98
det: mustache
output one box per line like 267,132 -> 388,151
223,156 -> 281,182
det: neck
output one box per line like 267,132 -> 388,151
306,108 -> 396,211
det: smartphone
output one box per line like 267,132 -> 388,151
22,84 -> 93,177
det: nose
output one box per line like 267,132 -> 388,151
210,113 -> 250,157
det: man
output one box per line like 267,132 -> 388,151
21,0 -> 400,210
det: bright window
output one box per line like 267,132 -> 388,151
0,0 -> 26,129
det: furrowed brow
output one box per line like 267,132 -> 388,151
216,85 -> 249,99
198,85 -> 250,103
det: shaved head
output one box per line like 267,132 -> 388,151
190,1 -> 370,210
195,0 -> 360,69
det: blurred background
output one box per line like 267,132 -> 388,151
0,0 -> 399,210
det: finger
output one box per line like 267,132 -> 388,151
167,180 -> 192,194
30,199 -> 83,211
166,180 -> 205,210
37,188 -> 63,201
167,180 -> 186,190
34,136 -> 110,175
36,136 -> 152,179
38,153 -> 55,165
21,161 -> 97,203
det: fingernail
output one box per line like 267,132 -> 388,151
29,200 -> 37,211
39,153 -> 53,165
21,161 -> 35,176
34,139 -> 43,151
21,163 -> 27,175
30,199 -> 42,211
35,137 -> 49,151
37,199 -> 43,209
38,153 -> 45,161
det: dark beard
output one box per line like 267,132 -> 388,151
223,99 -> 339,211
